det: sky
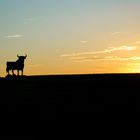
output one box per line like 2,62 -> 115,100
1,0 -> 140,76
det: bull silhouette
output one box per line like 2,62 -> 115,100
6,54 -> 27,76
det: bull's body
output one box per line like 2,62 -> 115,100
6,55 -> 27,76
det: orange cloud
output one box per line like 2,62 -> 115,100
61,46 -> 138,57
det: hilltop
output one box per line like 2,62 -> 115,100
0,73 -> 139,121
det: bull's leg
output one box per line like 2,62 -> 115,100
17,70 -> 19,76
21,69 -> 23,76
6,68 -> 9,75
12,69 -> 15,75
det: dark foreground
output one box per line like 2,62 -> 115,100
0,74 -> 140,124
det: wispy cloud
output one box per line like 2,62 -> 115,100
61,45 -> 139,63
103,56 -> 140,61
4,34 -> 23,38
61,46 -> 138,57
24,18 -> 33,21
136,41 -> 140,44
71,56 -> 140,62
24,18 -> 34,24
112,32 -> 121,35
80,41 -> 88,44
127,63 -> 140,66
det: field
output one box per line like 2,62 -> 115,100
0,73 -> 140,122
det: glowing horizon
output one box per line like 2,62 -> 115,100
1,0 -> 140,77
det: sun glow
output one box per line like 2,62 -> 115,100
126,63 -> 140,73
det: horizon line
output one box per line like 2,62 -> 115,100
1,72 -> 140,78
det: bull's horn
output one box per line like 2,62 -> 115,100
17,54 -> 19,57
25,54 -> 27,58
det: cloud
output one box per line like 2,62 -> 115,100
136,41 -> 140,44
103,56 -> 140,61
70,56 -> 102,62
4,34 -> 23,38
61,45 -> 139,63
127,63 -> 140,66
112,32 -> 121,35
110,45 -> 138,51
70,56 -> 140,62
126,57 -> 140,60
24,18 -> 34,24
61,46 -> 138,57
24,18 -> 33,21
80,41 -> 88,44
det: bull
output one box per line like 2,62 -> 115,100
6,54 -> 27,76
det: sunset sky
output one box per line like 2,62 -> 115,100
1,0 -> 140,76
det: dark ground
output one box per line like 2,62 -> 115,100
0,73 -> 140,135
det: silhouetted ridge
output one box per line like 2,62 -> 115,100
0,73 -> 139,122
